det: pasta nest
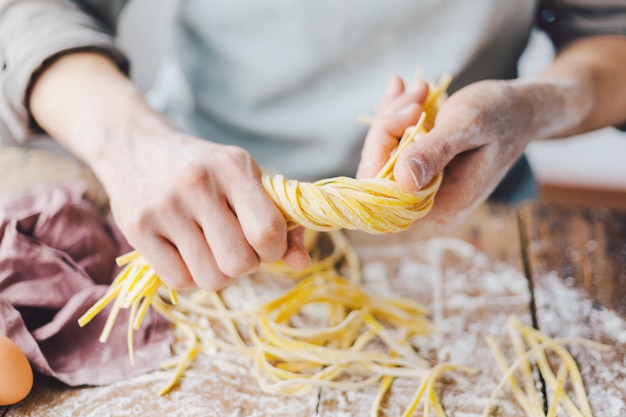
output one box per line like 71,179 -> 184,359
262,75 -> 451,234
263,173 -> 442,234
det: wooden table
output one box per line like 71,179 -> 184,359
2,147 -> 625,416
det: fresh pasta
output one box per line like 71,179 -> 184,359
484,316 -> 608,417
262,75 -> 449,234
78,73 -> 603,416
79,227 -> 472,416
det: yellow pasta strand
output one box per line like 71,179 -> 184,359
401,363 -> 476,417
261,76 -> 448,234
77,73 -> 605,417
484,316 -> 609,417
370,375 -> 394,417
77,218 -> 454,409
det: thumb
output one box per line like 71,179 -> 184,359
281,227 -> 311,271
393,125 -> 463,192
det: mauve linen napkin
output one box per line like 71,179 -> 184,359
0,181 -> 172,386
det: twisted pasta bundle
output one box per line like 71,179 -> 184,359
77,73 -> 605,416
262,161 -> 441,234
263,75 -> 449,233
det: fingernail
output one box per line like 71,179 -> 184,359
385,75 -> 401,95
385,77 -> 395,94
407,80 -> 421,93
294,233 -> 305,250
407,158 -> 432,189
356,159 -> 376,179
398,103 -> 418,116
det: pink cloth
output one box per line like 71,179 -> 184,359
0,181 -> 172,386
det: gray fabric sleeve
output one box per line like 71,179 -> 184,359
536,0 -> 626,49
536,0 -> 626,131
0,0 -> 129,142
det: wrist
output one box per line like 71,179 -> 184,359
29,52 -> 181,181
84,98 -> 183,192
510,75 -> 593,140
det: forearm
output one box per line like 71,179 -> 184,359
514,35 -> 626,140
29,52 -> 174,177
0,0 -> 129,141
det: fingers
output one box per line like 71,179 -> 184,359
180,158 -> 286,288
121,192 -> 234,291
392,127 -> 457,193
161,212 -> 231,291
375,75 -> 405,111
221,151 -> 290,264
192,203 -> 258,287
393,105 -> 490,193
281,227 -> 311,271
357,104 -> 422,179
417,146 -> 506,225
357,76 -> 429,179
114,145 -> 293,291
388,80 -> 534,226
134,234 -> 197,290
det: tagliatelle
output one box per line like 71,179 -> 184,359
78,235 -> 604,416
79,75 -> 452,405
262,75 -> 449,234
77,72 -> 604,417
79,227 -> 474,416
484,316 -> 609,417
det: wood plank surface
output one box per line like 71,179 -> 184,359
520,202 -> 626,416
6,203 -> 534,416
4,146 -> 624,416
320,204 -> 533,416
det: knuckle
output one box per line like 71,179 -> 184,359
123,207 -> 157,239
219,253 -> 259,278
179,164 -> 210,190
217,146 -> 256,170
162,269 -> 195,290
249,217 -> 286,249
197,273 -> 231,292
144,253 -> 196,290
224,145 -> 251,162
437,140 -> 456,163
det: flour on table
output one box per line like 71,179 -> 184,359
535,272 -> 626,417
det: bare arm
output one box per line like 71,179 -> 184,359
358,35 -> 626,221
531,35 -> 626,136
30,52 -> 310,290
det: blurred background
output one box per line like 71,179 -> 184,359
5,0 -> 623,208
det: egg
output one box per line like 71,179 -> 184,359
0,335 -> 34,405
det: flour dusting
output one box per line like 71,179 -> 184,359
535,272 -> 626,417
16,234 -> 623,417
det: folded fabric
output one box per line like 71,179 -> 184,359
0,181 -> 172,386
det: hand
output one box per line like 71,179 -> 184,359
358,78 -> 534,223
99,123 -> 311,291
28,53 -> 310,292
357,75 -> 429,178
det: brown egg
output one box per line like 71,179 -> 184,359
0,335 -> 34,405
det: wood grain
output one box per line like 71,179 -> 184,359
520,202 -> 626,416
520,203 -> 626,319
6,145 -> 624,416
8,205 -> 534,417
319,204 -> 532,416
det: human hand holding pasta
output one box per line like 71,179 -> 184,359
29,53 -> 310,292
359,79 -> 534,223
359,37 -> 626,225
356,75 -> 429,178
102,130 -> 311,291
